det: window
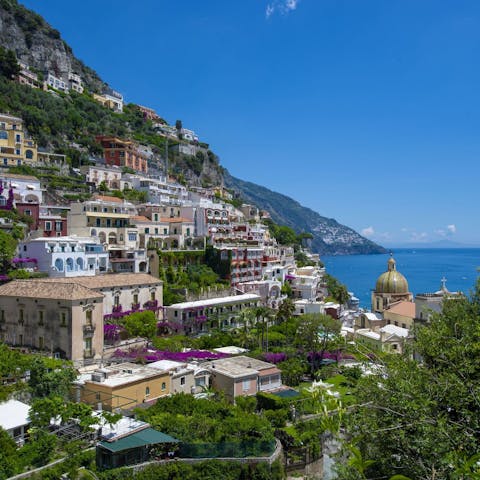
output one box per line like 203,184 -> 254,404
163,228 -> 168,235
86,310 -> 92,325
19,309 -> 24,324
55,221 -> 62,232
60,311 -> 67,326
15,134 -> 21,143
402,323 -> 407,329
96,392 -> 101,401
38,311 -> 44,326
161,382 -> 166,391
114,296 -> 120,306
44,221 -> 52,231
24,210 -> 31,216
145,228 -> 149,234
128,232 -> 137,242
145,386 -> 150,396
0,131 -> 7,140
38,336 -> 44,349
154,213 -> 158,221
180,377 -> 186,386
151,292 -> 156,301
25,149 -> 33,159
133,294 -> 138,305
242,379 -> 251,391
0,310 -> 3,322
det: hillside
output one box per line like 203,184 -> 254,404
225,173 -> 386,256
0,0 -> 385,256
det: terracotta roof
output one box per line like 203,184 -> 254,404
0,173 -> 39,181
40,273 -> 162,289
385,301 -> 415,318
160,217 -> 193,223
0,280 -> 102,301
131,216 -> 150,222
92,195 -> 124,203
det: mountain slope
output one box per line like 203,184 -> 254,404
0,0 -> 105,92
224,173 -> 386,256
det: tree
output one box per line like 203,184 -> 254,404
277,358 -> 306,387
324,273 -> 349,305
122,310 -> 157,339
338,282 -> 480,480
0,46 -> 20,79
295,313 -> 341,374
276,298 -> 295,324
28,357 -> 76,398
0,230 -> 17,273
0,427 -> 19,478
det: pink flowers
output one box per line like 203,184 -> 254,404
112,347 -> 229,363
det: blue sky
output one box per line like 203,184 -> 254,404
20,0 -> 480,246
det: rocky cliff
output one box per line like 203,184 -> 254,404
0,0 -> 105,92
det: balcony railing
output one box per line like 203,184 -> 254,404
83,348 -> 95,359
83,324 -> 95,337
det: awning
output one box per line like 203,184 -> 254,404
98,428 -> 179,453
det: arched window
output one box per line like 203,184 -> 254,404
76,258 -> 84,270
145,386 -> 150,396
54,258 -> 64,271
0,132 -> 7,140
25,150 -> 34,159
66,258 -> 74,271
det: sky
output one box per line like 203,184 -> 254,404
19,0 -> 480,246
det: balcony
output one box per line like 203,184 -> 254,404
83,348 -> 95,359
83,324 -> 95,337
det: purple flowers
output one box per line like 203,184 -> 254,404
112,347 -> 229,363
104,324 -> 124,342
263,352 -> 287,364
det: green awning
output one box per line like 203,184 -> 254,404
99,428 -> 179,453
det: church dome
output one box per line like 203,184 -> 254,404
375,255 -> 409,294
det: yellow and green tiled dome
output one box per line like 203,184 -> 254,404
375,255 -> 409,294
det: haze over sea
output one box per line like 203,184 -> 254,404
323,248 -> 480,309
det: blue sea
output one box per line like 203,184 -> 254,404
323,248 -> 480,308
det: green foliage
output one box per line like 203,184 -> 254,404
0,46 -> 20,79
339,281 -> 480,479
277,357 -> 307,387
28,356 -> 76,398
122,310 -> 157,339
0,427 -> 19,479
0,229 -> 17,273
136,393 -> 274,444
324,273 -> 350,305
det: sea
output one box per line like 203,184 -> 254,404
323,248 -> 480,309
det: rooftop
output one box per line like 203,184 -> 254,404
0,279 -> 102,301
203,355 -> 279,379
167,293 -> 259,310
39,273 -> 162,289
85,363 -> 168,388
0,400 -> 30,431
0,173 -> 39,181
385,301 -> 416,318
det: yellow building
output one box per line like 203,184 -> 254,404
0,113 -> 37,167
79,362 -> 171,411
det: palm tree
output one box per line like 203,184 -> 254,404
253,306 -> 275,351
237,308 -> 255,349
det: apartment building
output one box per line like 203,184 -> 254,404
96,136 -> 148,173
0,113 -> 38,168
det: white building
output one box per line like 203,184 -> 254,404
0,172 -> 42,204
164,293 -> 260,336
68,72 -> 84,94
46,72 -> 68,92
0,400 -> 31,445
126,174 -> 189,205
18,236 -> 109,277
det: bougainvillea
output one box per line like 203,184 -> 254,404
112,347 -> 229,363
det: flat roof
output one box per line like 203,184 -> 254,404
86,363 -> 167,388
0,400 -> 30,430
203,355 -> 279,379
167,293 -> 260,310
98,427 -> 179,452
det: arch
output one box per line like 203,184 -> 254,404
139,261 -> 147,272
25,149 -> 34,160
24,194 -> 39,203
90,228 -> 97,237
76,258 -> 84,270
108,232 -> 117,245
66,258 -> 74,272
54,258 -> 64,272
98,231 -> 106,244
